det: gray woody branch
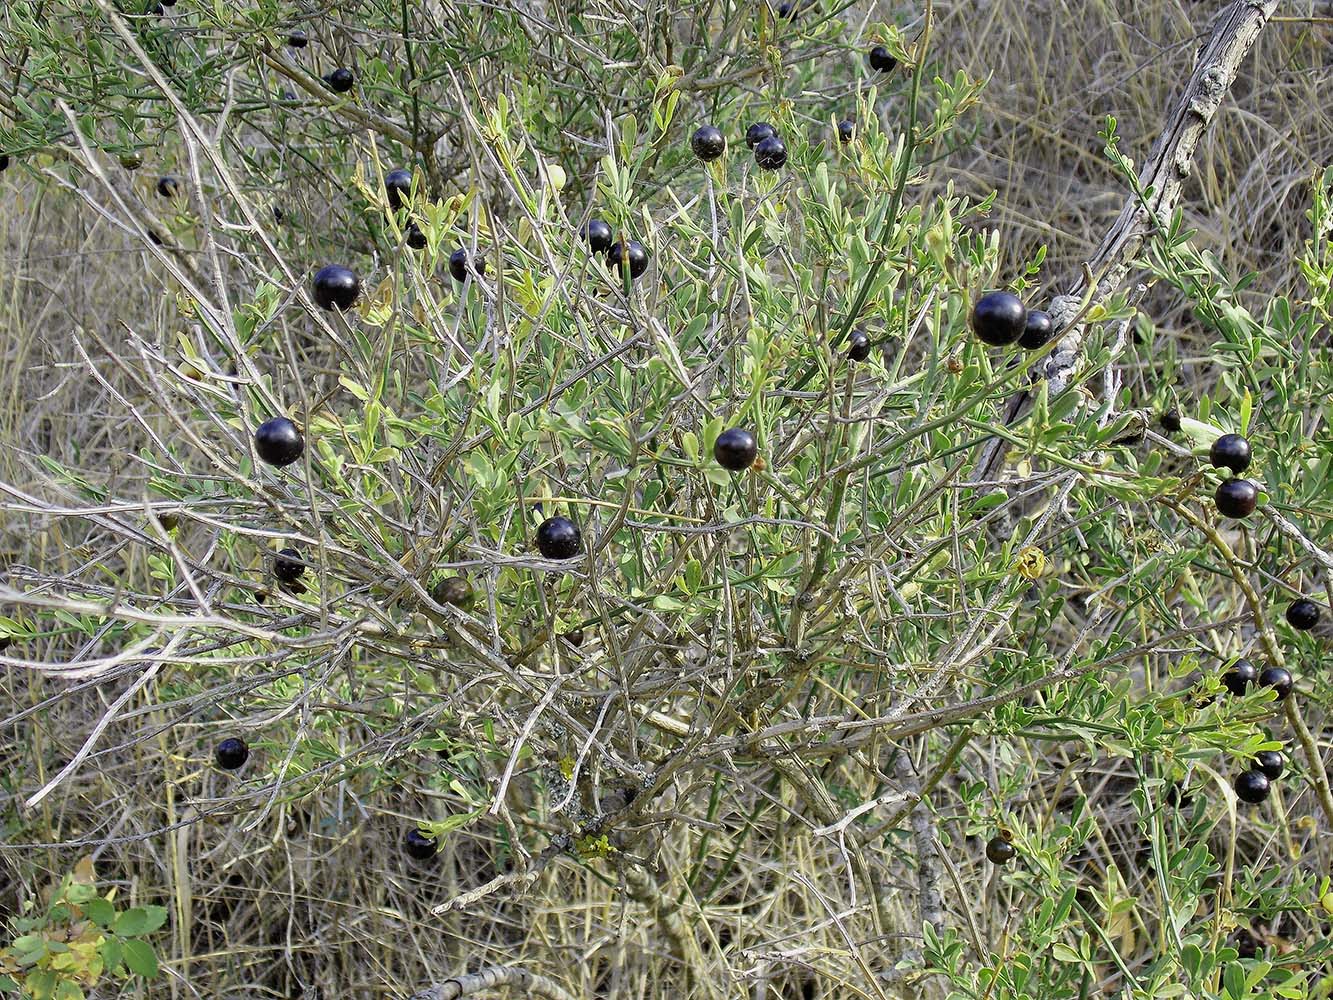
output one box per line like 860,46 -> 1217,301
407,966 -> 575,1000
973,0 -> 1280,482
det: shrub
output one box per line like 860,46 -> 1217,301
0,2 -> 1331,998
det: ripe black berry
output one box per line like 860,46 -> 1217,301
754,135 -> 787,170
580,219 -> 613,255
312,264 -> 360,310
1209,433 -> 1251,474
776,1 -> 798,18
0,154 -> 8,172
449,248 -> 486,282
714,428 -> 758,471
254,416 -> 304,467
404,828 -> 438,861
985,836 -> 1016,864
1160,408 -> 1181,433
385,168 -> 413,211
745,123 -> 778,149
536,516 -> 582,560
287,29 -> 308,47
846,330 -> 872,362
562,627 -> 585,647
1214,478 -> 1258,519
156,175 -> 179,198
215,737 -> 249,770
837,119 -> 855,144
691,125 -> 726,162
1019,309 -> 1054,350
868,46 -> 898,72
273,205 -> 286,224
1221,658 -> 1257,696
1285,598 -> 1320,631
323,68 -> 354,93
1257,665 -> 1292,700
432,576 -> 474,608
274,548 -> 305,583
970,290 -> 1027,346
1253,750 -> 1284,781
119,152 -> 143,170
405,222 -> 427,250
607,240 -> 648,280
1234,769 -> 1270,804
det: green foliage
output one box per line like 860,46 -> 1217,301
0,2 -> 1331,998
0,861 -> 165,1000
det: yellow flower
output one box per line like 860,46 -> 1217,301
1013,546 -> 1046,581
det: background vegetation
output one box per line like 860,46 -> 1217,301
1,2 -> 1331,999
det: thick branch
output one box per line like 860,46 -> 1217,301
974,0 -> 1279,481
407,966 -> 575,1000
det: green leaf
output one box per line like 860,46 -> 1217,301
140,906 -> 168,933
82,898 -> 114,927
121,939 -> 158,979
113,908 -> 148,936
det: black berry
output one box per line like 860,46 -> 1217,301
970,290 -> 1027,346
1160,408 -> 1181,433
607,240 -> 648,280
273,205 -> 286,224
1257,665 -> 1292,700
581,219 -> 613,255
404,828 -> 438,861
1234,769 -> 1270,804
287,29 -> 308,48
754,135 -> 787,170
691,125 -> 726,162
432,576 -> 474,608
156,175 -> 179,198
1019,309 -> 1054,350
714,428 -> 758,471
837,119 -> 855,144
1285,598 -> 1320,631
1221,658 -> 1257,696
745,123 -> 778,149
776,1 -> 798,18
1253,750 -> 1284,781
274,548 -> 305,583
215,737 -> 249,770
0,155 -> 7,172
846,330 -> 872,362
312,264 -> 360,311
323,68 -> 354,93
985,836 -> 1016,864
1209,433 -> 1251,474
1214,478 -> 1257,519
254,416 -> 304,467
536,516 -> 582,560
562,627 -> 585,647
868,46 -> 898,72
385,168 -> 413,211
405,222 -> 427,250
449,248 -> 486,282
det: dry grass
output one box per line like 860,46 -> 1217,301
1,2 -> 1330,999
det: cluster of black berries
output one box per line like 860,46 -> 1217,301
744,122 -> 788,171
1235,749 -> 1285,804
579,218 -> 648,283
969,290 -> 1056,351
